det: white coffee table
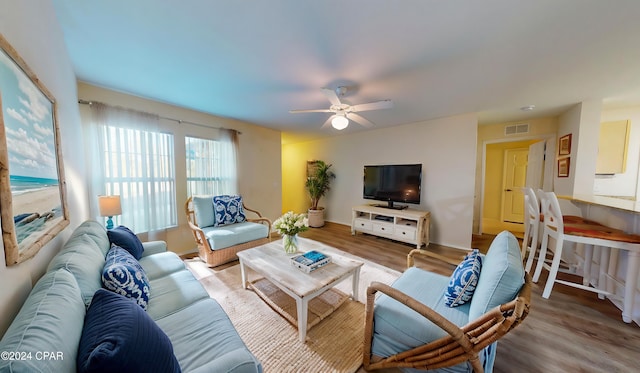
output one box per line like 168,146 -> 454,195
237,238 -> 363,342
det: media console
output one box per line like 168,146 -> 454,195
351,204 -> 430,249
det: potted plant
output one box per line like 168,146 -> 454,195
305,160 -> 336,227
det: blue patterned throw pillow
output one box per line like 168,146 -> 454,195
213,195 -> 247,226
444,249 -> 483,307
102,245 -> 150,310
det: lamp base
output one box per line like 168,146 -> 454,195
106,216 -> 114,230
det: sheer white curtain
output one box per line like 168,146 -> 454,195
185,129 -> 238,196
86,103 -> 177,232
219,128 -> 238,194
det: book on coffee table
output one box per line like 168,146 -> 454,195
290,250 -> 331,273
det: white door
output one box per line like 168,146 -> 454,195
502,148 -> 528,223
526,141 -> 546,189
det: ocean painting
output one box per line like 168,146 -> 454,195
0,35 -> 68,265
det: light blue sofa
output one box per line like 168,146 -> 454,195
0,220 -> 262,373
365,230 -> 528,372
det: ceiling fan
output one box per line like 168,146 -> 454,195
289,86 -> 393,130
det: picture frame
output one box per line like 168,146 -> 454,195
0,34 -> 69,266
557,157 -> 570,178
559,134 -> 572,155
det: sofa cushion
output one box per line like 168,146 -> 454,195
46,233 -> 106,306
147,270 -> 210,320
213,195 -> 247,226
77,289 -> 181,373
139,251 -> 186,280
192,195 -> 215,228
0,269 -> 85,373
107,225 -> 144,259
469,230 -> 525,320
68,220 -> 111,256
202,222 -> 269,251
102,245 -> 151,310
155,298 -> 262,373
444,249 -> 483,307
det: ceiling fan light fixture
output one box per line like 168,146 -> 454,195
331,115 -> 349,130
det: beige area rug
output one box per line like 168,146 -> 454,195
183,246 -> 400,373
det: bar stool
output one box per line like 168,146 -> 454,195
522,187 -> 607,274
533,191 -> 640,323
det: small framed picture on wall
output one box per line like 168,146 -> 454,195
559,134 -> 572,155
558,157 -> 570,177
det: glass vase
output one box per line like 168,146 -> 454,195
282,234 -> 299,254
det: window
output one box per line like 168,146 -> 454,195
101,126 -> 177,231
185,136 -> 237,196
90,102 -> 178,232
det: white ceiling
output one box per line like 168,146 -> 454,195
52,0 -> 640,141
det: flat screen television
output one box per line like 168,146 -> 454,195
363,164 -> 422,209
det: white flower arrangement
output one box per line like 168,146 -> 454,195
273,211 -> 309,236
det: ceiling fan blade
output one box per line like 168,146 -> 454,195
321,88 -> 342,106
351,100 -> 393,112
347,113 -> 374,128
321,115 -> 335,129
289,108 -> 333,113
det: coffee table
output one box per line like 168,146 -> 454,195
237,238 -> 364,342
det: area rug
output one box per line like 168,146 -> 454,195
183,246 -> 400,373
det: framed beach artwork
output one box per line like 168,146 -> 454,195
0,35 -> 69,266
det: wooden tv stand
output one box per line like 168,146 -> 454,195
351,205 -> 430,249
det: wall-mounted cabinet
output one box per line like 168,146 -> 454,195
596,120 -> 630,174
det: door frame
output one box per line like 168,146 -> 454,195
478,133 -> 556,235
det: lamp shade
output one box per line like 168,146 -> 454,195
98,195 -> 122,217
331,115 -> 349,130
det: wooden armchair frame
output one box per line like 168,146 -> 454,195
185,196 -> 272,267
364,250 -> 532,372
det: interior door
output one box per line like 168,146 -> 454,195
502,148 -> 528,223
526,141 -> 545,189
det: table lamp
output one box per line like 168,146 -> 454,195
98,195 -> 122,230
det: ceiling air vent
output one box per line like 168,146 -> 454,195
504,123 -> 530,136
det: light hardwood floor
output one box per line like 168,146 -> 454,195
296,222 -> 640,373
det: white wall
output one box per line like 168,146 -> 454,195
283,113 -> 478,250
0,0 -> 88,336
77,83 -> 283,254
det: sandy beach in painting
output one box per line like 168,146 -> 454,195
13,186 -> 61,216
11,186 -> 63,244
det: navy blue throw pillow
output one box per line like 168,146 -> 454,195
102,245 -> 150,310
77,289 -> 181,373
107,225 -> 144,259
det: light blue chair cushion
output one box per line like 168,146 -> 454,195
371,267 -> 470,356
102,245 -> 151,310
46,233 -> 106,306
444,249 -> 483,307
146,270 -> 209,320
202,222 -> 268,251
469,230 -> 525,320
213,195 -> 247,226
192,195 -> 215,228
0,269 -> 85,373
155,298 -> 262,373
139,251 -> 186,280
372,267 -> 495,373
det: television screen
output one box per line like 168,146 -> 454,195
363,164 -> 422,208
